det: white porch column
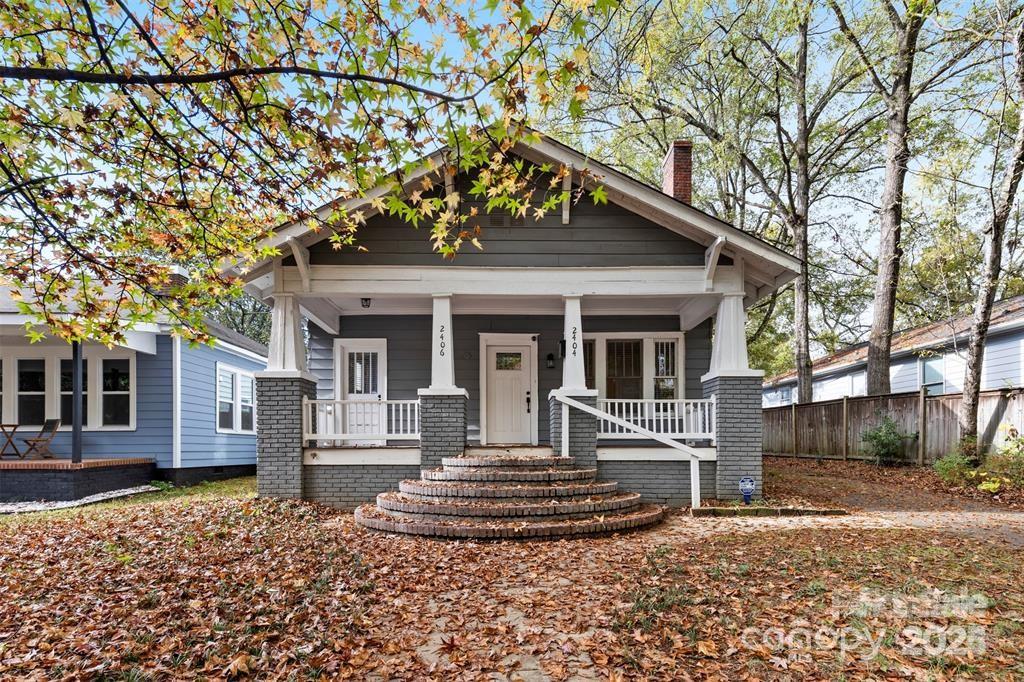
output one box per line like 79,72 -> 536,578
704,292 -> 757,377
561,295 -> 586,390
264,293 -> 311,378
430,294 -> 456,390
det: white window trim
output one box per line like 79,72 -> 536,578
478,333 -> 539,446
215,362 -> 258,435
0,346 -> 136,431
583,332 -> 686,400
332,338 -> 388,400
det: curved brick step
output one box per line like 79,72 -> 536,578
376,490 -> 643,519
398,479 -> 618,501
354,503 -> 666,539
441,455 -> 573,469
422,467 -> 597,483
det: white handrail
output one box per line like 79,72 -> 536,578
555,394 -> 714,508
596,398 -> 715,441
303,398 -> 420,444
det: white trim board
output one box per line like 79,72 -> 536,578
478,333 -> 539,446
304,447 -> 421,466
596,446 -> 717,462
278,264 -> 747,298
172,336 -> 182,468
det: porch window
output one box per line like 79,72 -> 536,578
606,340 -> 643,399
583,340 -> 595,390
60,359 -> 88,426
17,359 -> 46,426
653,340 -> 678,399
217,363 -> 257,434
101,359 -> 131,426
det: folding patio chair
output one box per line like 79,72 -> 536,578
21,419 -> 61,459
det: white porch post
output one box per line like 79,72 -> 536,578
265,293 -> 310,377
706,292 -> 751,375
561,295 -> 586,390
430,294 -> 456,390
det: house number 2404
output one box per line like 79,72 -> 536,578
438,324 -> 446,356
570,326 -> 578,356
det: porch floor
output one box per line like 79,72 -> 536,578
0,457 -> 154,470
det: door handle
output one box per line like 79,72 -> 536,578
526,391 -> 532,414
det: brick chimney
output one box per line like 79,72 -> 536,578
661,140 -> 693,204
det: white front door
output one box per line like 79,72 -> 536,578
334,339 -> 387,445
485,344 -> 533,444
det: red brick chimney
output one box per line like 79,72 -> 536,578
661,140 -> 693,204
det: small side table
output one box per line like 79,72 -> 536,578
0,424 -> 21,458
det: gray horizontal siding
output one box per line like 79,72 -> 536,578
300,173 -> 720,268
308,314 -> 713,445
179,343 -> 265,468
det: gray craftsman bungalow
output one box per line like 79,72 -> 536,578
235,134 -> 800,510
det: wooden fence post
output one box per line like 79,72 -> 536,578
842,396 -> 849,460
791,401 -> 798,457
917,386 -> 926,467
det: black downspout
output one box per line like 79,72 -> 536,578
72,340 -> 83,464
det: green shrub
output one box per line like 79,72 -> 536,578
934,451 -> 973,486
862,416 -> 907,466
982,434 -> 1024,487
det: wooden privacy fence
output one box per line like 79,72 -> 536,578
763,387 -> 1024,465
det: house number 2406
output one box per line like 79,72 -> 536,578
438,324 -> 446,356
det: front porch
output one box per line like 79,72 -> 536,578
254,272 -> 764,511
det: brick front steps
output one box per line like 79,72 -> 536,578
354,453 -> 665,539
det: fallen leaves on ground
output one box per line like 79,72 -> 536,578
766,455 -> 1024,511
1,487 -> 1023,679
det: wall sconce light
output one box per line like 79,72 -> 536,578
546,353 -> 556,369
360,298 -> 372,309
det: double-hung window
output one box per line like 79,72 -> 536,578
60,359 -> 88,424
921,356 -> 944,396
17,359 -> 46,426
101,359 -> 132,426
217,364 -> 256,434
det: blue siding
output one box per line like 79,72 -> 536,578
48,336 -> 174,466
179,342 -> 265,468
982,331 -> 1022,389
888,358 -> 919,393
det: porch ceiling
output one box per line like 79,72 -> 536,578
294,293 -> 720,330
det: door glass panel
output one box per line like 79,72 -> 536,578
495,352 -> 522,370
348,351 -> 378,394
606,340 -> 642,399
654,340 -> 677,399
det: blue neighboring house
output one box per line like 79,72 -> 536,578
0,290 -> 267,484
763,294 -> 1024,407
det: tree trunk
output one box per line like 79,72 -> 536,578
793,15 -> 814,405
959,22 -> 1024,447
865,102 -> 911,395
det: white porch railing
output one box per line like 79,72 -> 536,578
303,398 -> 420,444
554,394 -> 716,508
596,398 -> 715,441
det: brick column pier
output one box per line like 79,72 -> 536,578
702,374 -> 763,500
548,391 -> 598,469
256,376 -> 316,499
418,389 -> 469,470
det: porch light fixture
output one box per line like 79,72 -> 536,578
360,298 -> 372,309
546,353 -> 556,369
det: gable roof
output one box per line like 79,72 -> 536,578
765,294 -> 1024,387
231,130 -> 801,302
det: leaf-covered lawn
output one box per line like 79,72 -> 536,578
1,480 -> 1022,679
